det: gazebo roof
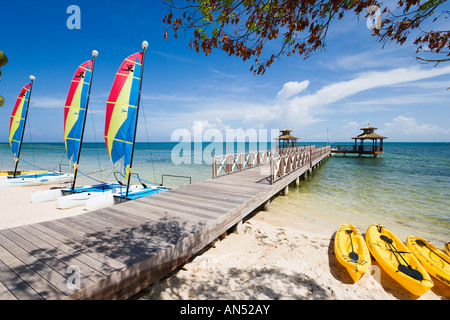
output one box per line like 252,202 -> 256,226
275,134 -> 299,140
360,125 -> 378,130
352,132 -> 387,140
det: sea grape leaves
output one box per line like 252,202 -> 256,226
162,0 -> 449,74
0,50 -> 7,107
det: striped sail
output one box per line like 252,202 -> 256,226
64,60 -> 93,173
104,52 -> 143,179
9,83 -> 31,160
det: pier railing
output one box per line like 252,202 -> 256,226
331,145 -> 383,153
212,145 -> 331,184
270,145 -> 331,184
212,149 -> 277,178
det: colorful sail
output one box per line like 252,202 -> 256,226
9,83 -> 31,160
104,52 -> 143,179
64,60 -> 93,173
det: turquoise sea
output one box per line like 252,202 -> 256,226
0,142 -> 448,247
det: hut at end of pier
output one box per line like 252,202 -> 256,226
332,124 -> 387,157
275,128 -> 299,149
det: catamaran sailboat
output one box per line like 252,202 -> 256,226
31,50 -> 123,203
33,42 -> 168,208
85,41 -> 169,210
1,76 -> 72,188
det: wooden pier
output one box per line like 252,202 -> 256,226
331,125 -> 387,157
0,146 -> 331,300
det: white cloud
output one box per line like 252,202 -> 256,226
331,50 -> 412,71
243,105 -> 281,124
382,116 -> 450,141
249,65 -> 450,129
276,80 -> 309,101
189,118 -> 232,142
295,65 -> 450,109
139,65 -> 450,142
32,96 -> 65,109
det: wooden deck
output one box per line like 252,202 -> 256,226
331,145 -> 383,157
0,147 -> 330,300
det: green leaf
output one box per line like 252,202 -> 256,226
0,50 -> 8,68
212,26 -> 220,37
420,0 -> 444,10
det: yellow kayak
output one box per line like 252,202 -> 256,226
334,224 -> 371,282
407,236 -> 450,287
445,242 -> 450,257
366,225 -> 433,296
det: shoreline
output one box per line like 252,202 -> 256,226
0,184 -> 448,300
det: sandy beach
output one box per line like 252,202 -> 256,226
0,182 -> 86,230
133,206 -> 449,300
0,184 -> 448,300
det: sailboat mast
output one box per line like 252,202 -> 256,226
13,75 -> 35,178
71,50 -> 98,191
126,41 -> 148,199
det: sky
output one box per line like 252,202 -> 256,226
0,0 -> 449,144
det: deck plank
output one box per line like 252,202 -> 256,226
30,223 -> 126,271
0,234 -> 65,299
0,279 -> 17,300
11,227 -> 108,283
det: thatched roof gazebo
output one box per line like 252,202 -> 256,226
275,128 -> 299,149
352,124 -> 387,157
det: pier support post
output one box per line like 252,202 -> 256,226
232,220 -> 243,234
262,199 -> 270,211
209,239 -> 217,248
295,177 -> 300,187
282,185 -> 289,196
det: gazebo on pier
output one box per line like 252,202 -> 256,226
352,124 -> 387,157
331,124 -> 387,157
275,128 -> 299,149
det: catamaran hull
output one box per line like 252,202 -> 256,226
31,189 -> 65,203
57,190 -> 114,209
0,173 -> 73,188
31,184 -> 118,204
85,193 -> 116,211
0,170 -> 48,177
85,186 -> 168,211
56,184 -> 137,209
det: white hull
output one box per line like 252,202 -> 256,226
31,189 -> 65,203
85,185 -> 166,211
56,184 -> 140,209
85,193 -> 115,211
57,190 -> 114,209
0,173 -> 73,188
31,183 -> 113,204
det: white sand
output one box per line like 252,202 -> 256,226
0,185 -> 448,300
134,210 -> 448,300
0,183 -> 86,229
